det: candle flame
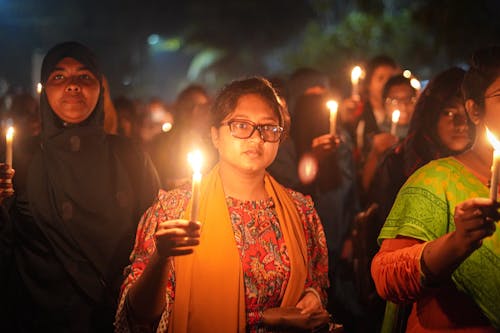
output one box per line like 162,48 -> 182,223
326,100 -> 338,114
188,150 -> 203,173
36,83 -> 43,94
486,128 -> 500,150
403,70 -> 412,78
351,66 -> 362,84
6,126 -> 14,141
392,110 -> 401,123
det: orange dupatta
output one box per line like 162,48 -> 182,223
168,164 -> 308,333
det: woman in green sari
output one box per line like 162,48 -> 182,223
371,45 -> 500,332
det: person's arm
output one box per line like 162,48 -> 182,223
297,194 -> 329,309
362,133 -> 398,191
420,197 -> 498,284
371,237 -> 426,303
127,217 -> 200,323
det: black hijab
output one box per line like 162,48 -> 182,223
24,41 -> 146,305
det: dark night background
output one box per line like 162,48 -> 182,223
1,0 -> 500,102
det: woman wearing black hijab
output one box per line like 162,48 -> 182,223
0,41 -> 160,332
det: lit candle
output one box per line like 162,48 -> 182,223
486,128 -> 500,201
351,66 -> 362,101
187,150 -> 203,221
5,126 -> 14,168
36,83 -> 43,95
390,110 -> 400,136
326,100 -> 338,135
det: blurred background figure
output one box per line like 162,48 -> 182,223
139,97 -> 174,147
148,84 -> 216,189
285,67 -> 360,332
361,74 -> 418,192
114,96 -> 142,142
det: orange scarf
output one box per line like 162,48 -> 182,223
168,164 -> 308,332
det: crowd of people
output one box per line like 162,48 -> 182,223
0,40 -> 498,333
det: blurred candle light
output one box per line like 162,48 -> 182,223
326,100 -> 338,136
403,70 -> 412,78
162,122 -> 172,132
410,78 -> 421,91
5,126 -> 14,167
351,66 -> 362,101
188,150 -> 203,221
298,153 -> 318,185
391,110 -> 400,136
36,82 -> 43,95
486,128 -> 500,201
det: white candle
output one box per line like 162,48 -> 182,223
5,126 -> 14,168
390,110 -> 400,136
188,150 -> 203,221
351,66 -> 362,101
326,100 -> 338,135
486,128 -> 500,201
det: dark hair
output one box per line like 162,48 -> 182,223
462,45 -> 500,108
211,76 -> 290,140
174,84 -> 209,125
382,74 -> 416,101
410,66 -> 470,150
363,55 -> 398,95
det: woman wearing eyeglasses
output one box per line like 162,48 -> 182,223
371,46 -> 500,332
115,77 -> 332,333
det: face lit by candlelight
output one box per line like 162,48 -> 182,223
369,65 -> 399,107
437,99 -> 470,152
45,57 -> 100,124
384,83 -> 416,125
211,93 -> 280,176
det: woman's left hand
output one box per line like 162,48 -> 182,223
296,290 -> 323,314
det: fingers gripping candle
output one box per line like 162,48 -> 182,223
188,150 -> 203,221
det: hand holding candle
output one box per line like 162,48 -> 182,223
326,100 -> 338,136
188,150 -> 203,221
486,128 -> 500,201
351,66 -> 362,101
390,110 -> 400,136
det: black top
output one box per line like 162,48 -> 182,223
2,41 -> 160,332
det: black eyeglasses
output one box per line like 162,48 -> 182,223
385,96 -> 416,107
221,119 -> 283,143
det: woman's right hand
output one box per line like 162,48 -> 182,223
0,163 -> 14,204
154,219 -> 201,257
452,197 -> 498,253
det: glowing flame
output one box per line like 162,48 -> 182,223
392,110 -> 401,124
188,150 -> 203,174
486,128 -> 500,150
36,83 -> 43,94
6,126 -> 14,142
326,100 -> 338,114
403,70 -> 412,78
351,66 -> 362,84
